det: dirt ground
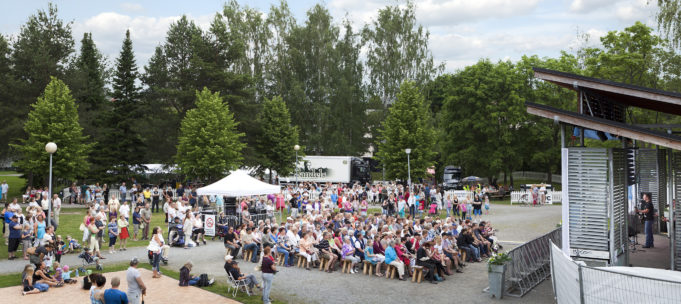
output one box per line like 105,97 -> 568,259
0,268 -> 239,304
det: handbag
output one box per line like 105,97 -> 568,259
79,223 -> 86,232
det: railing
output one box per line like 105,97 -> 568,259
510,190 -> 562,205
550,241 -> 681,304
498,227 -> 562,297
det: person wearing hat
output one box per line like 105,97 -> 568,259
7,213 -> 22,259
224,254 -> 261,291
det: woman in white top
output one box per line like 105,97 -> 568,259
183,211 -> 193,249
147,226 -> 166,278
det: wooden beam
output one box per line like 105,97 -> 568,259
534,70 -> 681,106
526,104 -> 681,150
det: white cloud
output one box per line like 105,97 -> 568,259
569,0 -> 614,13
120,3 -> 144,14
416,0 -> 541,26
614,0 -> 656,24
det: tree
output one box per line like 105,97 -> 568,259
69,32 -> 109,141
4,4 -> 74,161
438,59 -> 526,183
376,81 -> 436,181
657,0 -> 681,48
255,96 -> 299,182
92,30 -> 144,179
176,88 -> 245,182
10,77 -> 91,185
362,1 -> 442,107
0,35 -> 20,161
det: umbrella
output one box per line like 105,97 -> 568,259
461,176 -> 483,183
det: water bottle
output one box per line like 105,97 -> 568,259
75,268 -> 79,277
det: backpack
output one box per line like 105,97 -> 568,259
197,273 -> 209,287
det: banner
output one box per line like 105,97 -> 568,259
204,214 -> 216,237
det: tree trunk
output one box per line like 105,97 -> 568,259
503,171 -> 507,186
269,169 -> 273,184
547,170 -> 552,184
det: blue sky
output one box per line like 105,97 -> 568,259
0,0 -> 659,73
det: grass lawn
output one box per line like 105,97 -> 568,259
0,208 -> 169,260
0,262 -> 284,304
0,173 -> 27,201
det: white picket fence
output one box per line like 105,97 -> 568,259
443,190 -> 474,200
510,190 -> 562,205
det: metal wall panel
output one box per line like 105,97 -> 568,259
638,149 -> 667,233
567,148 -> 609,253
672,152 -> 681,271
610,149 -> 628,264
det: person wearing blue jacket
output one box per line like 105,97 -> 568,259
384,240 -> 406,280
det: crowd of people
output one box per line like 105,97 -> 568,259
4,179 -> 499,303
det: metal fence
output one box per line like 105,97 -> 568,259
500,227 -> 562,297
550,242 -> 681,304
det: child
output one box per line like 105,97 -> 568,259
53,262 -> 64,284
484,195 -> 490,215
22,267 -> 43,295
108,219 -> 118,254
55,235 -> 64,262
60,265 -> 77,284
21,224 -> 33,260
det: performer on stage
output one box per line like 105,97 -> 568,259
639,193 -> 655,248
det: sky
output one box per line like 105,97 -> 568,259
0,0 -> 660,73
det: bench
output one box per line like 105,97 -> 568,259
411,266 -> 424,283
244,248 -> 254,262
362,260 -> 375,275
341,259 -> 352,273
297,254 -> 309,268
387,264 -> 398,279
319,256 -> 329,271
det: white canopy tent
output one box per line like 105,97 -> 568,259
196,170 -> 280,197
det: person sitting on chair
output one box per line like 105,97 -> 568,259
224,254 -> 261,292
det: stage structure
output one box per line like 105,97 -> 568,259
527,68 -> 680,270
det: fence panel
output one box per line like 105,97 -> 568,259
499,227 -> 561,297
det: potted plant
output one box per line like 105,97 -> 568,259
488,252 -> 511,299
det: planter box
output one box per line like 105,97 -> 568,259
488,264 -> 506,299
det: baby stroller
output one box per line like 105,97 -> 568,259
78,248 -> 102,271
147,249 -> 169,266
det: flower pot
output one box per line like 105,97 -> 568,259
488,264 -> 506,299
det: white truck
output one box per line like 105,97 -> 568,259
282,156 -> 370,184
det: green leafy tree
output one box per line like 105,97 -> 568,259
10,77 -> 91,185
438,59 -> 526,183
256,96 -> 299,182
657,0 -> 681,48
176,88 -> 245,182
3,4 -> 74,161
362,1 -> 442,107
376,81 -> 436,181
92,30 -> 144,179
0,35 -> 21,161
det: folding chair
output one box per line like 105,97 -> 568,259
226,272 -> 251,297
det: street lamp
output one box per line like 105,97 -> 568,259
45,142 -> 57,228
405,148 -> 412,187
294,145 -> 300,187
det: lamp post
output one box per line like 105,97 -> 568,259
45,142 -> 57,228
405,148 -> 412,187
294,145 -> 300,188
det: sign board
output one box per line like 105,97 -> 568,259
281,156 -> 352,183
204,214 -> 215,236
570,248 -> 609,260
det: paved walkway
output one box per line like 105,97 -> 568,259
1,204 -> 562,303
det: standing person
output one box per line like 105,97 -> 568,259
8,214 -> 22,260
108,218 -> 119,254
126,258 -> 146,304
131,207 -> 141,241
53,194 -> 62,226
639,193 -> 656,248
103,277 -> 129,304
118,215 -> 129,251
151,186 -> 160,213
1,180 -> 8,203
147,226 -> 167,278
261,246 -> 276,304
119,183 -> 127,203
140,204 -> 152,240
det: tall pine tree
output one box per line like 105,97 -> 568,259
70,32 -> 109,141
93,30 -> 144,180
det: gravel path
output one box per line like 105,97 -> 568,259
1,203 -> 562,303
